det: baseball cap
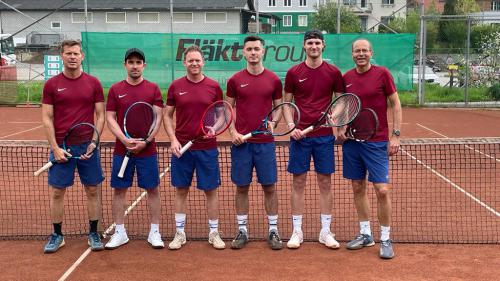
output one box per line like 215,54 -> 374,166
124,48 -> 145,62
304,29 -> 324,41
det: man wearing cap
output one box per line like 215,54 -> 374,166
283,29 -> 344,249
105,48 -> 165,249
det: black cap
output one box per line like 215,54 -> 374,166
124,48 -> 145,62
304,29 -> 324,41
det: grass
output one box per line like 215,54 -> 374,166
2,81 -> 495,106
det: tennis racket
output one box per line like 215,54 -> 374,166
179,100 -> 233,155
346,108 -> 379,142
241,102 -> 300,141
34,122 -> 99,176
301,93 -> 361,135
117,101 -> 157,178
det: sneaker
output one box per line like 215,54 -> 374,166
148,230 -> 165,249
208,231 -> 226,250
88,232 -> 104,251
105,230 -> 129,250
267,230 -> 283,250
230,229 -> 249,249
319,230 -> 340,249
346,234 -> 375,250
380,239 -> 395,259
168,230 -> 186,250
44,233 -> 65,254
286,229 -> 303,249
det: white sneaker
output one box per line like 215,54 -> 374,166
287,229 -> 303,249
148,230 -> 165,249
168,230 -> 186,250
319,229 -> 340,249
208,231 -> 225,250
105,230 -> 129,250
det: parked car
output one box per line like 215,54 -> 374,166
413,66 -> 440,84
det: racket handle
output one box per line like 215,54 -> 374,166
242,132 -> 252,141
117,155 -> 130,178
34,161 -> 54,176
302,126 -> 314,135
179,141 -> 193,156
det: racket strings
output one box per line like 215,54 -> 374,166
349,109 -> 379,140
268,103 -> 300,136
201,102 -> 232,137
64,123 -> 98,154
328,95 -> 360,126
124,104 -> 156,139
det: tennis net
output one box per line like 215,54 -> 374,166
0,139 -> 499,243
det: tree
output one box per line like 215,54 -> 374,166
310,2 -> 361,33
439,0 -> 480,51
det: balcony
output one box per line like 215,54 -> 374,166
343,1 -> 373,14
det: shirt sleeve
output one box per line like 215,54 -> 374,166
153,84 -> 164,108
383,68 -> 397,96
106,85 -> 117,112
42,79 -> 55,105
166,83 -> 176,107
332,68 -> 344,93
226,77 -> 236,98
93,78 -> 105,103
215,83 -> 223,101
273,76 -> 283,100
284,69 -> 295,94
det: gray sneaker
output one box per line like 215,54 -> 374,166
88,232 -> 104,251
230,229 -> 249,249
380,239 -> 395,259
267,230 -> 283,250
346,234 -> 375,250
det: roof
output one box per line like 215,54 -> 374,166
0,0 -> 250,11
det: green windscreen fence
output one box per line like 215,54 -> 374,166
81,32 -> 415,90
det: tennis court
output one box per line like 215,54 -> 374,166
1,107 -> 500,280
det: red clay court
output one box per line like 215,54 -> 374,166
1,107 -> 500,281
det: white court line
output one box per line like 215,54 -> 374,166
0,125 -> 43,139
58,165 -> 170,281
402,148 -> 500,218
417,123 -> 500,163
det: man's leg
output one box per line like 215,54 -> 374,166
44,187 -> 67,253
231,185 -> 250,249
105,188 -> 129,250
263,184 -> 282,250
287,173 -> 306,249
374,182 -> 394,259
317,173 -> 339,249
346,179 -> 375,250
169,187 -> 189,250
205,189 -> 225,249
146,187 -> 164,249
84,184 -> 104,251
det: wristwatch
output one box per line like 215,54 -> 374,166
392,129 -> 401,137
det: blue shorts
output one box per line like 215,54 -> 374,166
111,154 -> 160,189
47,143 -> 104,189
287,135 -> 335,175
171,148 -> 220,190
231,142 -> 277,186
342,141 -> 389,183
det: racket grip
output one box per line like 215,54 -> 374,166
302,126 -> 314,135
242,133 -> 252,141
117,155 -> 130,178
179,141 -> 193,156
34,161 -> 54,176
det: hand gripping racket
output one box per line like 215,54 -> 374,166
179,100 -> 233,155
241,102 -> 301,141
301,93 -> 361,135
34,122 -> 99,176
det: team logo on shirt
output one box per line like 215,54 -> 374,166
57,88 -> 66,92
179,91 -> 188,96
240,84 -> 249,88
299,78 -> 307,83
118,94 -> 127,98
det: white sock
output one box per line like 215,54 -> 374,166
320,214 -> 332,232
175,213 -> 186,233
115,224 -> 126,234
268,215 -> 278,232
209,219 -> 219,233
380,225 -> 391,241
237,214 -> 248,232
150,223 -> 159,234
360,221 -> 371,236
292,215 -> 302,232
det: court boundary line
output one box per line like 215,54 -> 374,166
417,123 -> 500,163
57,165 -> 170,281
0,125 -> 43,139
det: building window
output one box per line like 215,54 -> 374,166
380,16 -> 394,25
138,12 -> 159,23
284,0 -> 292,7
382,0 -> 394,5
205,12 -> 227,23
298,15 -> 308,26
283,15 -> 292,26
106,12 -> 126,23
51,21 -> 61,29
71,12 -> 93,23
493,0 -> 500,10
299,0 -> 307,6
268,18 -> 276,26
360,16 -> 367,31
173,12 -> 193,23
269,0 -> 276,6
343,0 -> 356,5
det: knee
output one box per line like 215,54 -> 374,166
351,181 -> 366,195
85,186 -> 99,198
262,184 -> 275,195
236,186 -> 250,195
51,188 -> 66,200
375,185 -> 391,199
147,188 -> 159,197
